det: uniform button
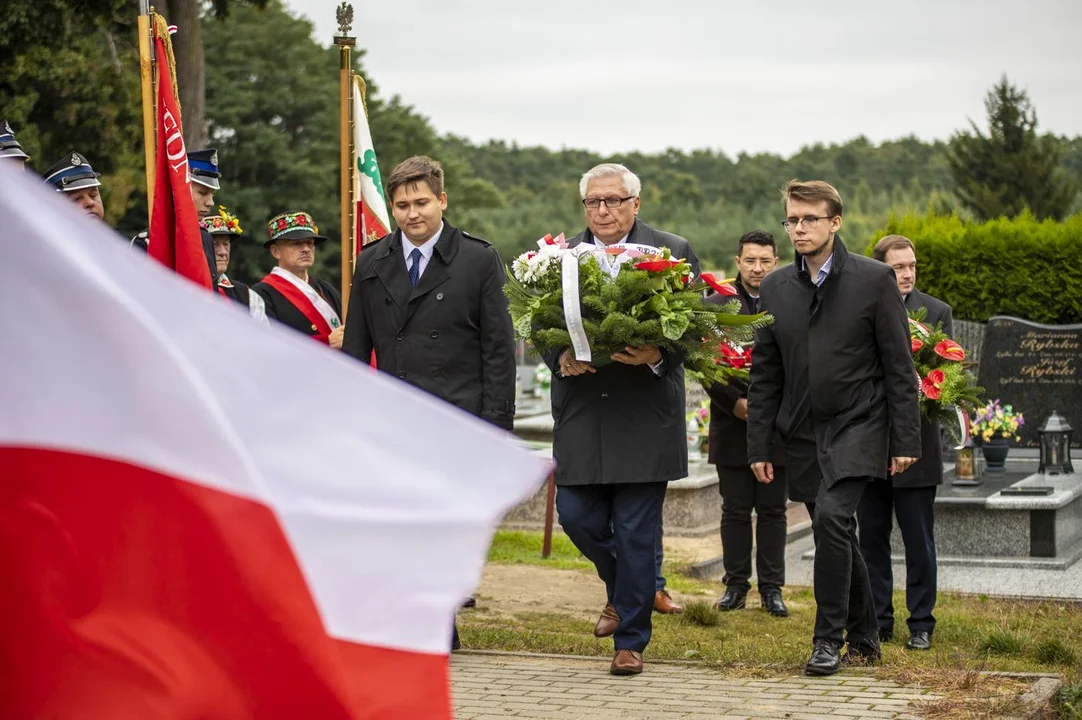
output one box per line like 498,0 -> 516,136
601,392 -> 609,399
436,293 -> 444,301
431,368 -> 440,377
396,333 -> 404,341
398,370 -> 406,379
430,330 -> 439,339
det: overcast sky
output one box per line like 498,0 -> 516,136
283,0 -> 1082,157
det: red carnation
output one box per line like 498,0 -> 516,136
921,369 -> 945,400
296,215 -> 307,226
911,338 -> 924,353
934,339 -> 965,362
276,218 -> 288,229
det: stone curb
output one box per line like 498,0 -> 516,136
1002,675 -> 1064,720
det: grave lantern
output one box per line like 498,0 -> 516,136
954,438 -> 979,483
1037,411 -> 1074,475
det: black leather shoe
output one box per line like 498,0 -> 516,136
844,637 -> 882,666
461,596 -> 476,609
805,639 -> 843,676
715,587 -> 747,611
906,630 -> 932,651
878,628 -> 893,643
761,590 -> 789,617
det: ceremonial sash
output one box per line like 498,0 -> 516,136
262,269 -> 340,343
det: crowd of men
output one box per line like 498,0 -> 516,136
2,118 -> 948,679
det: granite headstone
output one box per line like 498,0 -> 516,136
978,316 -> 1082,448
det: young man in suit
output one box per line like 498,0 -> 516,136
859,234 -> 951,651
251,211 -> 343,347
707,230 -> 789,618
341,155 -> 517,651
547,163 -> 699,676
747,180 -> 921,676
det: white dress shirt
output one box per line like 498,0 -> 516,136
402,223 -> 444,280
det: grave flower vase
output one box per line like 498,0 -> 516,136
981,432 -> 1011,473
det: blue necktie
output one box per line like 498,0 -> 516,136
408,248 -> 422,288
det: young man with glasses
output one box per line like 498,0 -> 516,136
746,180 -> 920,676
543,163 -> 699,676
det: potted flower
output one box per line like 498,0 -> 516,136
970,399 -> 1024,473
533,363 -> 552,403
686,401 -> 710,458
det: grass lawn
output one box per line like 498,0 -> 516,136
467,530 -> 1082,706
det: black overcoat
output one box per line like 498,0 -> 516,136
546,219 -> 700,486
341,223 -> 517,431
746,238 -> 921,498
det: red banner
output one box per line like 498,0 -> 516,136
148,28 -> 212,289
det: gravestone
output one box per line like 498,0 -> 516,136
977,316 -> 1082,448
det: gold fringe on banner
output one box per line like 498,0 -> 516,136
152,12 -> 182,112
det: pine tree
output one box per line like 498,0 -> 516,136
946,76 -> 1077,221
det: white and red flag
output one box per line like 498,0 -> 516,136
0,163 -> 547,719
353,74 -> 392,252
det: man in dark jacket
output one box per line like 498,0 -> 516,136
342,156 -> 516,652
706,230 -> 789,618
859,234 -> 951,652
747,180 -> 921,677
251,211 -> 343,347
546,163 -> 699,676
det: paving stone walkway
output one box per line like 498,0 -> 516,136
451,652 -> 937,719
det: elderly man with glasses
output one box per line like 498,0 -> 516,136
542,163 -> 699,676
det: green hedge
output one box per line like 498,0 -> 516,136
865,212 -> 1082,323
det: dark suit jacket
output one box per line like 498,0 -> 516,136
705,278 -> 784,468
341,222 -> 517,431
251,274 -> 341,338
545,219 -> 700,486
894,288 -> 953,488
747,237 -> 921,495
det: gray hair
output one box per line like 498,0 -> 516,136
579,163 -> 641,200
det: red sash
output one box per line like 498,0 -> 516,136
261,273 -> 333,343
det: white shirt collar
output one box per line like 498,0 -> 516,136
403,223 -> 443,262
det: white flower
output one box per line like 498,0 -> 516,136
513,244 -> 564,286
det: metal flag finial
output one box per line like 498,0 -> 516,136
335,2 -> 354,36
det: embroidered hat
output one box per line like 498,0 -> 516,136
265,211 -> 327,247
44,152 -> 101,192
0,120 -> 30,161
188,148 -> 221,190
200,205 -> 244,236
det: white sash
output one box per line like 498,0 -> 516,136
248,289 -> 269,326
271,267 -> 341,329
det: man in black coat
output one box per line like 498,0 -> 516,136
747,180 -> 921,676
251,211 -> 343,347
342,155 -> 516,429
342,156 -> 517,653
859,235 -> 951,652
706,231 -> 789,618
546,163 -> 699,676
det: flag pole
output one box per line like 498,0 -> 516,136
138,0 -> 156,219
334,3 -> 356,313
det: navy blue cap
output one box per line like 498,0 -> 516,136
44,152 -> 101,192
188,148 -> 221,190
0,120 -> 30,161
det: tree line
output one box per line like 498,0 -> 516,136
3,0 -> 1079,287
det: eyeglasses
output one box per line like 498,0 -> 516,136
781,215 -> 834,231
583,196 -> 635,209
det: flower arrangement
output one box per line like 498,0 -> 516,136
505,234 -> 771,387
908,309 -> 983,439
970,399 -> 1024,443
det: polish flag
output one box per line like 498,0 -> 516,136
0,163 -> 548,719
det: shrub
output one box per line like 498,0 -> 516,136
1033,637 -> 1077,666
866,211 -> 1082,324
